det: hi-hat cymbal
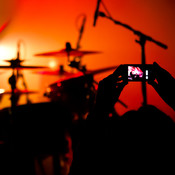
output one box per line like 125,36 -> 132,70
34,49 -> 101,57
0,58 -> 48,69
0,65 -> 48,69
3,59 -> 24,63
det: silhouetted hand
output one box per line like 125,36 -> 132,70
148,62 -> 175,110
90,65 -> 128,120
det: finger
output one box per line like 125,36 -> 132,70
115,80 -> 127,89
116,75 -> 126,81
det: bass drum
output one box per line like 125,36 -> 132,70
44,74 -> 96,120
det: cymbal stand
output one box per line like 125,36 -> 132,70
8,68 -> 18,114
66,42 -> 72,63
17,70 -> 31,104
16,40 -> 31,104
98,9 -> 167,106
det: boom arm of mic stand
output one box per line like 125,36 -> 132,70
99,12 -> 168,49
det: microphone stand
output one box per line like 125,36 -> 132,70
98,11 -> 167,106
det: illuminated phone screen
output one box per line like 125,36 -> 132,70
128,66 -> 149,81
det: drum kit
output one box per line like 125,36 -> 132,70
0,40 -> 120,118
0,16 -> 125,119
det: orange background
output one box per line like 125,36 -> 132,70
0,0 -> 175,120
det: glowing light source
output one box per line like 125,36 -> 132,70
49,61 -> 57,69
0,45 -> 15,61
0,89 -> 5,94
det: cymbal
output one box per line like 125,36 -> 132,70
3,59 -> 24,63
0,89 -> 38,95
84,66 -> 117,75
0,58 -> 48,69
0,65 -> 48,69
34,69 -> 76,76
51,65 -> 117,82
33,64 -> 75,76
34,49 -> 101,57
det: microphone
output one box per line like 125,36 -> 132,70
80,16 -> 86,34
76,15 -> 86,50
93,0 -> 101,26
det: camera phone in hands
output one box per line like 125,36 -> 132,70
127,64 -> 152,81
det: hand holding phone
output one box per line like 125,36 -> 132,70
95,65 -> 128,115
148,62 -> 175,110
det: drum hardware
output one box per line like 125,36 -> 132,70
0,41 -> 48,112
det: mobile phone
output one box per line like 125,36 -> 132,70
126,64 -> 153,81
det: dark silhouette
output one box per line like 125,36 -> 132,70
87,64 -> 128,120
0,62 -> 174,175
0,101 -> 79,175
148,62 -> 175,110
72,62 -> 175,175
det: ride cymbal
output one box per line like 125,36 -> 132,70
34,69 -> 76,76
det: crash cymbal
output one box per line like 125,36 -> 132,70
0,89 -> 38,95
34,49 -> 101,57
